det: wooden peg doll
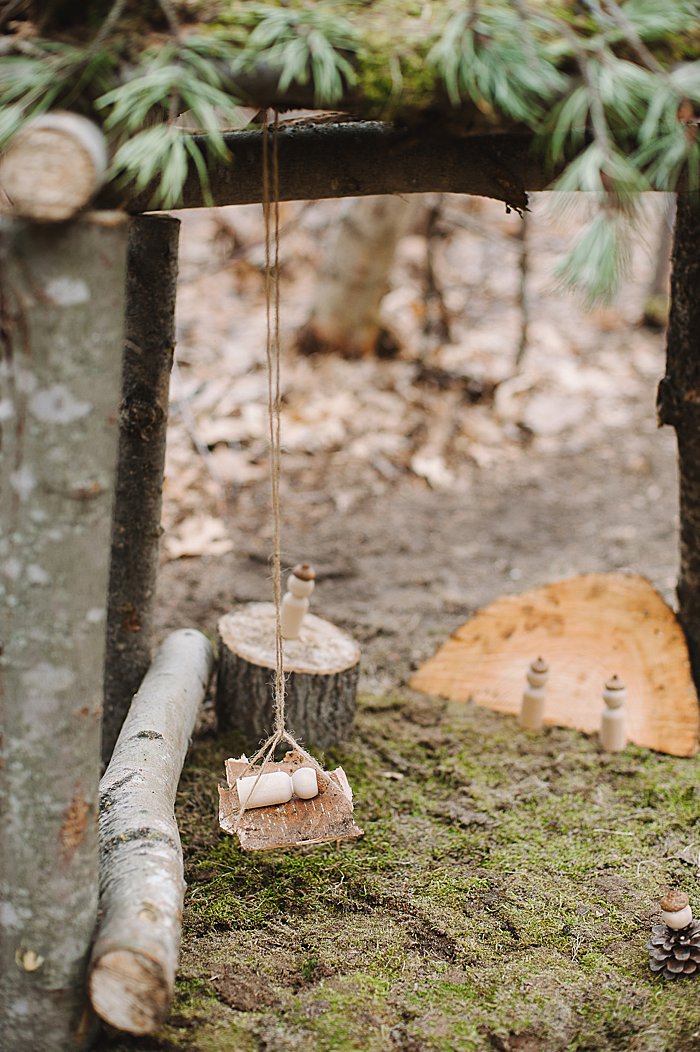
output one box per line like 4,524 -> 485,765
600,674 -> 626,752
280,562 -> 316,640
519,656 -> 549,731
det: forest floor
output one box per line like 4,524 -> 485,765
101,192 -> 700,1051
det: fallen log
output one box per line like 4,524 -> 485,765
88,629 -> 215,1035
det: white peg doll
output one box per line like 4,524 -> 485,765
519,656 -> 549,731
236,766 -> 319,809
280,562 -> 315,640
600,674 -> 627,752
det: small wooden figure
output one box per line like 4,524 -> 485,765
281,562 -> 316,640
600,674 -> 626,752
519,657 -> 549,731
236,765 -> 319,809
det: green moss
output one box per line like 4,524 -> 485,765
98,693 -> 700,1052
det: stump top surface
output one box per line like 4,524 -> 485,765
219,751 -> 364,850
218,602 -> 360,675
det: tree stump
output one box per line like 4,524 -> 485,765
216,603 -> 360,749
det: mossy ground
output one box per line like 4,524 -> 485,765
100,691 -> 700,1052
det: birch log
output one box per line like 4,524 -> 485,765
89,629 -> 214,1035
0,113 -> 108,222
103,214 -> 180,766
0,213 -> 128,1052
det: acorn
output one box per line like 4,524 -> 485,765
647,892 -> 700,979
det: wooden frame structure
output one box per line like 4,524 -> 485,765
1,4 -> 700,1047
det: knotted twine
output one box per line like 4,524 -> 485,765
234,112 -> 329,828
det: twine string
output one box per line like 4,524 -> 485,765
234,112 -> 327,830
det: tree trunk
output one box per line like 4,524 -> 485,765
657,193 -> 700,684
102,214 -> 180,766
216,603 -> 360,748
0,213 -> 128,1052
90,630 -> 214,1036
296,195 -> 420,358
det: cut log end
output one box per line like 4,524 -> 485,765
89,950 -> 170,1036
0,113 -> 108,222
216,603 -> 360,748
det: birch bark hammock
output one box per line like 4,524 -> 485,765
89,629 -> 214,1035
0,213 -> 128,1052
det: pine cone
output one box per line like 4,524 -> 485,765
647,920 -> 700,979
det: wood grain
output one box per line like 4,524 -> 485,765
410,573 -> 699,757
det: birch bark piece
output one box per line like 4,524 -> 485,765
219,750 -> 363,851
102,214 -> 180,766
0,213 -> 128,1052
89,629 -> 215,1036
216,602 -> 360,748
409,573 -> 699,758
0,113 -> 108,222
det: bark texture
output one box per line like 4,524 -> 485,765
103,126 -> 539,213
216,604 -> 360,749
658,194 -> 700,684
296,195 -> 420,358
0,213 -> 128,1051
103,214 -> 180,766
90,629 -> 214,1035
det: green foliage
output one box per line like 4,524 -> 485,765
427,6 -> 566,120
2,0 -> 700,300
95,37 -> 247,208
234,5 -> 359,105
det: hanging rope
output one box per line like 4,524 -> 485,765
234,111 -> 327,828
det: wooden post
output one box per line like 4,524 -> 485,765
102,214 -> 180,766
657,193 -> 700,684
0,213 -> 128,1051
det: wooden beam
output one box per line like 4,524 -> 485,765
108,125 -> 548,213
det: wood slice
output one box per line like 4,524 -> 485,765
409,573 -> 699,758
219,750 -> 363,851
216,602 -> 360,748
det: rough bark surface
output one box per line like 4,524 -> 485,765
102,214 -> 180,765
0,213 -> 128,1052
296,195 -> 420,358
658,193 -> 700,683
90,629 -> 214,1036
105,126 -> 539,213
216,603 -> 360,749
